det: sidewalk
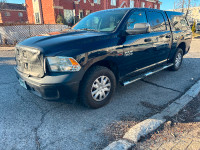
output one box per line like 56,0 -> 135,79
135,94 -> 200,150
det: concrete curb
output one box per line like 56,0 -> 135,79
103,79 -> 200,150
103,140 -> 135,150
0,47 -> 15,51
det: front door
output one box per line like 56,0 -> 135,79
120,10 -> 157,76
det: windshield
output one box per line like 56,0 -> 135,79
73,9 -> 128,32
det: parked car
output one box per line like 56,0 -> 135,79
15,8 -> 192,109
190,23 -> 193,29
196,22 -> 200,31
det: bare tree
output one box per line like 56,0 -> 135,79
174,0 -> 197,17
185,0 -> 191,17
0,0 -> 7,11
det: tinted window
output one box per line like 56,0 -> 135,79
147,11 -> 167,32
170,15 -> 189,31
126,11 -> 147,30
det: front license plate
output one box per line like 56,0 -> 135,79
19,78 -> 27,89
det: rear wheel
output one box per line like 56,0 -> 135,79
79,66 -> 116,109
168,48 -> 183,71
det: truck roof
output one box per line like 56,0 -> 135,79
165,10 -> 184,16
99,8 -> 184,16
101,8 -> 163,12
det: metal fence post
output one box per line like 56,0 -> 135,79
29,25 -> 31,37
48,24 -> 50,33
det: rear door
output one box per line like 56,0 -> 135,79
146,10 -> 172,63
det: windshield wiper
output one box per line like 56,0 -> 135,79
79,28 -> 99,32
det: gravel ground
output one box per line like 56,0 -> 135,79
104,115 -> 139,142
135,93 -> 200,150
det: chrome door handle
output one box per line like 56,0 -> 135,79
144,38 -> 152,42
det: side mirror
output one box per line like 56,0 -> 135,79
126,23 -> 151,35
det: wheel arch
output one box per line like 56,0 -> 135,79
82,59 -> 120,82
177,42 -> 186,54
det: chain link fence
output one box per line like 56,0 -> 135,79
0,24 -> 69,45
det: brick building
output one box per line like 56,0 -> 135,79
0,3 -> 28,24
26,0 -> 161,25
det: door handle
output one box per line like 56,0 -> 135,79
144,38 -> 152,42
111,51 -> 117,54
159,35 -> 165,38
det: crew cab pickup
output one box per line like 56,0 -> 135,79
15,8 -> 192,108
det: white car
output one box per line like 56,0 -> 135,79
196,23 -> 200,31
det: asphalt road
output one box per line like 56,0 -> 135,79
0,40 -> 200,150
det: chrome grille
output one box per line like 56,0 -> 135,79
15,46 -> 44,77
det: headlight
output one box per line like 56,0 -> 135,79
47,56 -> 81,72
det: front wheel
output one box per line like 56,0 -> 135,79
168,48 -> 183,71
79,66 -> 116,109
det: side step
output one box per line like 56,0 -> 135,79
122,63 -> 173,86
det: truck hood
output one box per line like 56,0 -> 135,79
17,30 -> 111,56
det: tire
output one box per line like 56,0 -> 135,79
79,66 -> 116,109
168,48 -> 184,71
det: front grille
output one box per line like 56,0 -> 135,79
15,46 -> 44,77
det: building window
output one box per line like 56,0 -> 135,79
94,0 -> 97,3
86,10 -> 91,16
154,4 -> 157,9
79,10 -> 84,19
18,12 -> 23,17
5,12 -> 10,17
35,13 -> 40,24
141,2 -> 145,8
130,0 -> 134,8
111,0 -> 116,6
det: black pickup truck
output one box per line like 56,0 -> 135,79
15,8 -> 192,108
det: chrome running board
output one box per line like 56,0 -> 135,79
122,63 -> 173,86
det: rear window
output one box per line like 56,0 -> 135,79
170,15 -> 189,31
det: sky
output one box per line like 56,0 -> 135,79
7,0 -> 25,4
5,0 -> 200,10
160,0 -> 175,10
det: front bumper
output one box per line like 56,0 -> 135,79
15,67 -> 84,102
